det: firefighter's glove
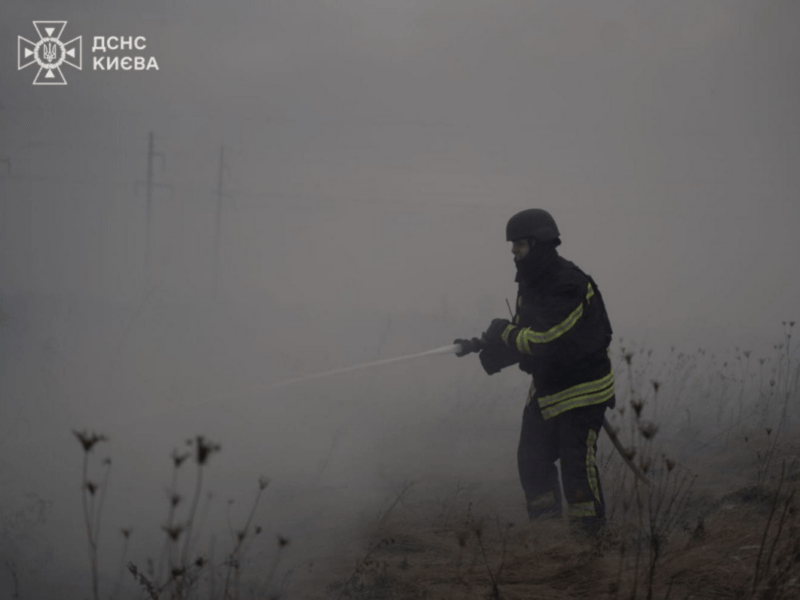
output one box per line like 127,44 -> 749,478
482,318 -> 516,347
454,338 -> 483,357
479,343 -> 520,375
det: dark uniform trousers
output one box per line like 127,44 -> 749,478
517,398 -> 609,534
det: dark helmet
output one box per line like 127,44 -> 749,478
505,208 -> 560,242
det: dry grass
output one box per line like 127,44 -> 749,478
308,472 -> 800,600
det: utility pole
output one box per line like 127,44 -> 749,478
135,132 -> 169,285
213,145 -> 229,293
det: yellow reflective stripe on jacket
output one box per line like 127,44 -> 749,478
518,302 -> 583,346
511,283 -> 595,352
567,501 -> 596,518
538,372 -> 614,409
540,383 -> 615,420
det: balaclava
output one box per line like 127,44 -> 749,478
515,238 -> 561,284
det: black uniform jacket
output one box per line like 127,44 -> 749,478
497,252 -> 616,420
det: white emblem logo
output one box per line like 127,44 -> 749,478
18,21 -> 82,85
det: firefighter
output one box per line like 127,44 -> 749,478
455,208 -> 615,536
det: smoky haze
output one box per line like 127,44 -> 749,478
1,1 -> 799,598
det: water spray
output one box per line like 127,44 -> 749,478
270,344 -> 462,389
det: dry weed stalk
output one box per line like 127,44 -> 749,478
4,560 -> 20,600
752,460 -> 798,597
221,474 -> 271,600
73,430 -> 110,600
472,516 -> 514,600
608,350 -> 697,600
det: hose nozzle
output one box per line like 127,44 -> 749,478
454,337 -> 484,357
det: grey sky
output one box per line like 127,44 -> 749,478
1,1 -> 799,597
3,0 -> 798,349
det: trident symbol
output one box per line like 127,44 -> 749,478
42,42 -> 58,63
